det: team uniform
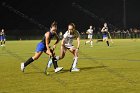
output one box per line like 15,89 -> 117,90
47,30 -> 80,72
87,28 -> 93,39
63,30 -> 80,49
61,30 -> 80,71
21,31 -> 63,73
36,31 -> 54,52
102,27 -> 108,41
0,30 -> 6,46
101,24 -> 110,46
85,26 -> 94,47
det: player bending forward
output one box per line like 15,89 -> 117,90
21,21 -> 63,73
48,23 -> 80,72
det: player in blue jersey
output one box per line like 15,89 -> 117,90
101,23 -> 110,46
21,21 -> 63,73
0,29 -> 6,46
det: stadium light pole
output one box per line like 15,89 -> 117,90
123,0 -> 126,28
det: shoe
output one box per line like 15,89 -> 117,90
71,68 -> 80,72
55,67 -> 63,73
1,45 -> 3,46
21,63 -> 25,72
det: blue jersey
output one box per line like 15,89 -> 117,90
0,31 -> 6,40
36,31 -> 55,52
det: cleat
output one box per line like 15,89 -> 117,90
71,68 -> 80,72
21,63 -> 25,72
55,67 -> 63,73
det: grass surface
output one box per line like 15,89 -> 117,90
0,39 -> 140,93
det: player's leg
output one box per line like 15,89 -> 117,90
21,52 -> 43,72
47,45 -> 67,68
0,40 -> 2,46
90,37 -> 93,47
0,36 -> 3,46
105,37 -> 110,46
21,42 -> 44,72
3,38 -> 6,46
69,47 -> 80,72
45,48 -> 63,73
85,35 -> 91,45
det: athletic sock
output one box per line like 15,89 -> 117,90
106,41 -> 110,46
72,57 -> 78,68
0,42 -> 2,45
4,41 -> 5,44
24,57 -> 34,67
52,57 -> 58,69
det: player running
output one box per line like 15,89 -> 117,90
85,25 -> 94,47
0,29 -> 6,46
48,23 -> 80,72
101,23 -> 110,46
21,21 -> 63,73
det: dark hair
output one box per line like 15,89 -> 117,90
69,23 -> 75,29
51,21 -> 57,27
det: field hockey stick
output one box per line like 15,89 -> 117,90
44,48 -> 55,75
108,32 -> 114,43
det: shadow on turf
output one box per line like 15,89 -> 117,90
79,65 -> 107,71
61,65 -> 107,73
22,66 -> 107,75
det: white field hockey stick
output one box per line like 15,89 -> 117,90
44,48 -> 55,75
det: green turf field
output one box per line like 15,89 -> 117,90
0,39 -> 140,93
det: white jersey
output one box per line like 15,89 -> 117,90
63,30 -> 80,46
87,28 -> 93,35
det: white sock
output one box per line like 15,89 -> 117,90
55,56 -> 60,61
72,57 -> 78,68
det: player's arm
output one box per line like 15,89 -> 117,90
86,29 -> 89,34
101,27 -> 105,32
61,38 -> 65,47
45,32 -> 52,56
77,37 -> 80,49
76,30 -> 80,49
61,32 -> 67,47
53,32 -> 60,49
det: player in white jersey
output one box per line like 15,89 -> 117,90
85,25 -> 94,47
47,23 -> 80,72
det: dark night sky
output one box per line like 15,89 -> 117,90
0,0 -> 140,31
